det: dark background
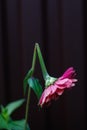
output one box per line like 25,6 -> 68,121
0,0 -> 86,130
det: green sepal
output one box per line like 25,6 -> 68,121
28,77 -> 43,99
45,76 -> 57,87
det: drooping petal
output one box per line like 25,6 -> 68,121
38,85 -> 58,106
56,88 -> 64,95
38,86 -> 52,106
55,78 -> 72,88
61,67 -> 76,79
38,67 -> 77,107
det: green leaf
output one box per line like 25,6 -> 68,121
0,115 -> 30,130
8,119 -> 30,130
0,105 -> 4,112
5,99 -> 25,116
24,68 -> 34,94
28,77 -> 43,99
0,114 -> 9,129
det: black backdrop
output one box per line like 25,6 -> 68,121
0,0 -> 86,130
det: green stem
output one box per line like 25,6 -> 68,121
24,87 -> 31,130
24,45 -> 37,130
36,43 -> 49,80
24,43 -> 49,129
24,44 -> 37,80
32,44 -> 37,71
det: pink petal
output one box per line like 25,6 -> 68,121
55,78 -> 72,89
38,67 -> 77,107
56,88 -> 64,95
38,84 -> 59,106
61,67 -> 75,79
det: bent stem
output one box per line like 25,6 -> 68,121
24,43 -> 50,129
24,44 -> 37,130
36,43 -> 49,80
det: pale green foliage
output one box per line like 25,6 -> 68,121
0,99 -> 30,130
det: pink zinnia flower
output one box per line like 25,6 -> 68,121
38,67 -> 77,107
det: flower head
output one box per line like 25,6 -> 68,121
38,67 -> 77,107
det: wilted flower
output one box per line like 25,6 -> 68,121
38,67 -> 77,107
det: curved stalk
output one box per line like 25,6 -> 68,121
24,43 -> 50,129
36,43 -> 49,80
24,44 -> 37,130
